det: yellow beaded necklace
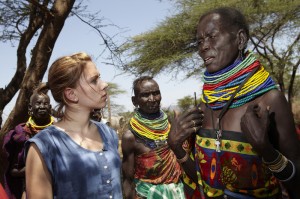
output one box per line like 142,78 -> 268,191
26,116 -> 54,130
129,110 -> 170,141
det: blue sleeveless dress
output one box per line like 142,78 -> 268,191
25,121 -> 122,199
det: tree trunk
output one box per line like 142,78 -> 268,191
1,0 -> 75,135
0,0 -> 76,184
288,62 -> 300,105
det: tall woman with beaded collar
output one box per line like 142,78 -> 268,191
168,7 -> 300,199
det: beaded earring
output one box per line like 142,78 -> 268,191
28,110 -> 33,116
239,50 -> 244,61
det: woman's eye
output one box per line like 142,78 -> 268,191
92,79 -> 98,84
91,75 -> 101,84
154,91 -> 160,96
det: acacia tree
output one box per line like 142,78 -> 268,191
247,2 -> 300,104
102,82 -> 126,123
177,95 -> 194,112
0,0 -> 78,134
177,94 -> 201,112
0,0 -> 121,182
119,0 -> 300,104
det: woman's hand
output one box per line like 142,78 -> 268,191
240,104 -> 273,155
168,106 -> 204,156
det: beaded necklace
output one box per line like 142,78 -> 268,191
129,109 -> 170,149
201,51 -> 277,110
201,51 -> 277,152
26,116 -> 54,133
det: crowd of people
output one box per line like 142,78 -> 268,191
1,6 -> 299,199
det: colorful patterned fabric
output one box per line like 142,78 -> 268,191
134,144 -> 185,198
181,136 -> 204,199
182,165 -> 204,199
0,183 -> 8,199
2,116 -> 54,199
2,121 -> 51,199
134,144 -> 181,184
135,179 -> 185,199
195,129 -> 280,198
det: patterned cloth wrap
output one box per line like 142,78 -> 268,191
195,129 -> 280,198
2,121 -> 47,199
134,144 -> 185,199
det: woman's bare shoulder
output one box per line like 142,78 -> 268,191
258,89 -> 288,109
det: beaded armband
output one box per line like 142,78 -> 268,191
280,160 -> 296,182
262,150 -> 288,172
177,150 -> 190,164
262,150 -> 296,182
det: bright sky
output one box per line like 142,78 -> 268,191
0,0 -> 202,120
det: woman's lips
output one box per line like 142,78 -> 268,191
204,57 -> 214,65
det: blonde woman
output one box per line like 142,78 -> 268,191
25,53 -> 122,198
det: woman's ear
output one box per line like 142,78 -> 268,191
28,105 -> 33,116
237,29 -> 248,50
64,88 -> 78,103
131,96 -> 139,108
132,96 -> 137,107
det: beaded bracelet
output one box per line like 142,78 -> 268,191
269,156 -> 288,173
177,151 -> 189,164
262,150 -> 289,172
279,160 -> 296,182
262,150 -> 281,165
269,155 -> 288,173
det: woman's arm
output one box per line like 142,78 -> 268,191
241,90 -> 300,198
25,143 -> 53,199
168,106 -> 204,183
121,131 -> 137,199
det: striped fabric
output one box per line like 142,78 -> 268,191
135,180 -> 185,199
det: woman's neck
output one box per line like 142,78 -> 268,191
58,108 -> 92,133
31,116 -> 52,126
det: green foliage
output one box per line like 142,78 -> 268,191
117,111 -> 134,135
119,0 -> 300,77
102,82 -> 127,116
177,95 -> 194,112
120,11 -> 198,76
0,1 -> 32,42
107,82 -> 126,97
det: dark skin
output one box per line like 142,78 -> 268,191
168,12 -> 300,198
122,79 -> 161,199
122,79 -> 203,198
10,93 -> 52,178
90,109 -> 102,122
0,111 -> 2,129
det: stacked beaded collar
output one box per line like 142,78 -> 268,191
201,51 -> 277,110
129,109 -> 170,149
26,116 -> 54,134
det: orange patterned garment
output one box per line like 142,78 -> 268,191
134,144 -> 182,184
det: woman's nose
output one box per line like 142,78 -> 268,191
200,39 -> 210,53
148,94 -> 155,101
100,80 -> 108,90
